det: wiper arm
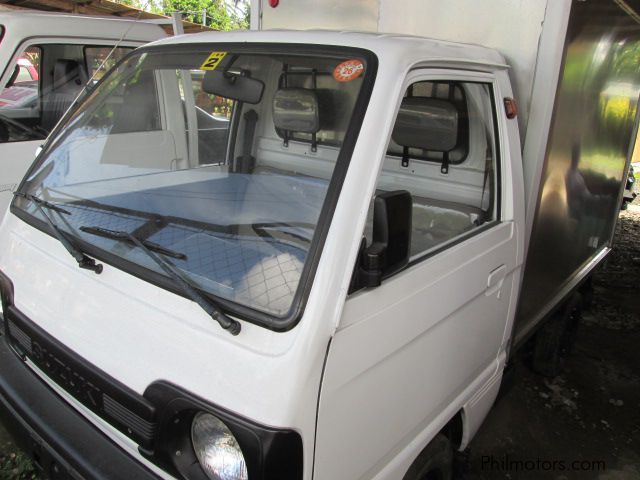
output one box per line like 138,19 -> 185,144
81,226 -> 241,336
14,192 -> 103,274
79,226 -> 187,260
14,191 -> 71,215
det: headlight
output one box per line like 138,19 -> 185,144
191,412 -> 248,480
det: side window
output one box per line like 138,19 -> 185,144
368,80 -> 499,262
85,46 -> 133,81
0,46 -> 42,143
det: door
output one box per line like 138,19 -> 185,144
0,42 -> 133,221
314,71 -> 520,480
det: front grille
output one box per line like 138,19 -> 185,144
4,308 -> 157,448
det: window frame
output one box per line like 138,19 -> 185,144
374,69 -> 504,273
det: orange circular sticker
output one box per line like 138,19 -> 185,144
333,59 -> 364,82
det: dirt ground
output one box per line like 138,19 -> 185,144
0,205 -> 639,480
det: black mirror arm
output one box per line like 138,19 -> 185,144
363,242 -> 386,271
349,190 -> 412,292
352,241 -> 386,289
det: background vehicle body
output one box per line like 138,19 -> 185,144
0,12 -> 166,222
0,1 -> 638,480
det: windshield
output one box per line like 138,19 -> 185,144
14,44 -> 373,324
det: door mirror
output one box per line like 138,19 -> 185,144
352,190 -> 412,289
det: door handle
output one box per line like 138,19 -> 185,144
486,265 -> 506,298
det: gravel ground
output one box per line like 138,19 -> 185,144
0,204 -> 638,480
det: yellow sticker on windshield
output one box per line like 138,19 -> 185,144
200,51 -> 227,71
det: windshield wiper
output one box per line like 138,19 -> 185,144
14,192 -> 103,274
14,191 -> 71,215
79,226 -> 187,260
81,226 -> 241,336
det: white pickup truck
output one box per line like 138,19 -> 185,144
0,11 -> 165,221
0,1 -> 637,479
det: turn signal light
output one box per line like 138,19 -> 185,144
504,97 -> 518,119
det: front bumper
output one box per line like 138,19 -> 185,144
0,332 -> 160,480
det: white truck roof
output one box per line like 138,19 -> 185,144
0,11 -> 166,43
152,29 -> 508,70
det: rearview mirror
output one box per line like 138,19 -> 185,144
352,190 -> 412,290
202,71 -> 264,104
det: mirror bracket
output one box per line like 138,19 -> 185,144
352,241 -> 385,289
350,190 -> 412,292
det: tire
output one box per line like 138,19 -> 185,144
531,294 -> 582,377
403,433 -> 453,480
579,277 -> 594,311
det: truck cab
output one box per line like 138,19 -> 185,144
0,12 -> 165,222
0,30 -> 525,479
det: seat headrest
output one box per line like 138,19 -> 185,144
392,97 -> 459,152
273,88 -> 320,134
53,59 -> 87,90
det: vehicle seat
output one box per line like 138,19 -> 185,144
41,59 -> 88,132
111,70 -> 160,134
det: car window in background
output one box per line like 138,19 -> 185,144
0,46 -> 42,143
0,46 -> 41,104
85,46 -> 133,80
15,58 -> 39,82
0,43 -> 115,144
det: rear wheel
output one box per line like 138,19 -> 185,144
403,433 -> 453,480
531,294 -> 582,377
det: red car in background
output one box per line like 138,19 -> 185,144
15,57 -> 38,82
0,57 -> 38,108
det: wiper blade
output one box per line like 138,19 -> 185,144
81,226 -> 241,336
79,226 -> 187,260
14,192 -> 103,274
251,222 -> 312,246
14,191 -> 71,215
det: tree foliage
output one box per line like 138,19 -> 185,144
115,0 -> 248,30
